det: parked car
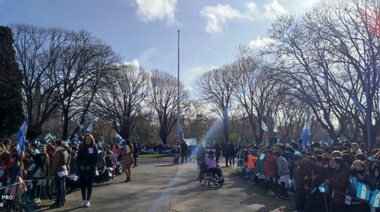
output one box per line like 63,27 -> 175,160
140,148 -> 155,154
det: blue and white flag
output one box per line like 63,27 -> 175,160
179,120 -> 184,140
45,133 -> 53,141
98,133 -> 104,147
115,132 -> 124,143
301,116 -> 311,150
370,189 -> 380,208
259,153 -> 265,160
237,134 -> 242,151
287,178 -> 293,189
356,181 -> 370,201
76,120 -> 84,130
350,93 -> 366,112
261,121 -> 268,132
86,120 -> 93,133
16,116 -> 28,153
273,122 -> 279,133
319,181 -> 329,193
349,176 -> 359,194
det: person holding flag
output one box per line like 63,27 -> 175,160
305,156 -> 349,212
347,160 -> 371,212
16,116 -> 28,153
326,157 -> 349,211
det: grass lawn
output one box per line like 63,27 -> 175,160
139,154 -> 173,159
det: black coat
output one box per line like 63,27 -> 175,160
76,144 -> 98,177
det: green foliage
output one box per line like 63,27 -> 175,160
0,26 -> 24,138
130,116 -> 160,144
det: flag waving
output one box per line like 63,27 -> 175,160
273,122 -> 279,133
370,189 -> 380,208
350,93 -> 366,112
301,116 -> 311,150
179,120 -> 184,140
356,181 -> 370,201
86,120 -> 93,133
16,116 -> 28,153
115,132 -> 124,144
261,121 -> 268,132
318,181 -> 329,193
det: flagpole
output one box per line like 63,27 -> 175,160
177,30 -> 181,140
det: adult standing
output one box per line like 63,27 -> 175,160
76,133 -> 98,208
49,139 -> 69,208
223,141 -> 230,167
173,141 -> 181,164
214,141 -> 222,164
133,141 -> 139,167
180,140 -> 188,164
123,139 -> 134,182
196,139 -> 206,181
228,141 -> 236,167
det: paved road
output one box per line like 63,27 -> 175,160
35,157 -> 292,212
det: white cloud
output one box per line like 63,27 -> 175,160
183,66 -> 216,95
262,0 -> 286,20
200,1 -> 287,34
123,59 -> 140,68
248,36 -> 276,49
133,0 -> 178,26
200,4 -> 247,35
246,0 -> 286,20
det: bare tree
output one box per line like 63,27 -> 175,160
231,55 -> 285,145
267,0 -> 380,145
148,69 -> 187,145
52,30 -> 120,139
11,24 -> 69,139
12,24 -> 121,140
196,65 -> 236,144
94,64 -> 149,140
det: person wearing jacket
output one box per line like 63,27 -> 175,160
243,149 -> 257,183
76,133 -> 98,208
326,157 -> 349,212
49,140 -> 69,208
274,151 -> 290,199
292,154 -> 312,212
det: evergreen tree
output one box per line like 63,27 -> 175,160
0,26 -> 24,138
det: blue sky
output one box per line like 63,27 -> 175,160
0,0 -> 319,95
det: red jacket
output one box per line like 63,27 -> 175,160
328,168 -> 349,205
293,160 -> 312,187
263,154 -> 277,177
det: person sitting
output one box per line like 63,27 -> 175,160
204,151 -> 223,182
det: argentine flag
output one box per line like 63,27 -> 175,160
16,116 -> 28,153
319,181 -> 329,193
115,132 -> 124,144
370,189 -> 380,208
301,116 -> 311,150
261,121 -> 268,132
86,120 -> 93,133
356,181 -> 370,201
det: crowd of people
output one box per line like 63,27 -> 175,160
0,134 -> 139,212
236,140 -> 380,212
